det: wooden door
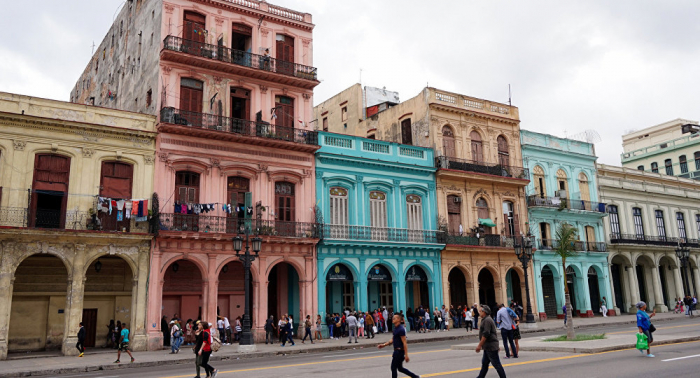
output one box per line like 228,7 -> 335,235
276,34 -> 295,75
175,172 -> 200,231
183,11 -> 205,46
274,96 -> 295,140
401,119 -> 413,145
82,308 -> 98,348
497,136 -> 509,166
470,131 -> 483,163
230,88 -> 250,134
275,182 -> 295,236
442,126 -> 455,157
30,154 -> 70,228
226,176 -> 249,233
447,195 -> 461,235
99,161 -> 133,231
179,79 -> 203,114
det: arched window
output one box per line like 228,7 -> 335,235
442,126 -> 455,157
476,197 -> 489,220
369,191 -> 388,228
637,165 -> 644,171
532,165 -> 546,198
497,135 -> 509,167
470,131 -> 483,162
406,195 -> 423,230
330,187 -> 348,225
578,172 -> 590,204
556,169 -> 568,198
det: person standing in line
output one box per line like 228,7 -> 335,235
378,314 -> 420,378
197,322 -> 217,378
600,297 -> 608,317
347,312 -> 358,344
472,304 -> 479,330
315,314 -> 323,341
216,317 -> 225,345
106,319 -> 115,349
278,315 -> 287,343
407,307 -> 414,331
161,316 -> 170,347
425,308 -> 432,332
302,315 -> 314,344
636,301 -> 656,358
453,305 -> 461,329
563,304 -> 567,327
496,304 -> 518,359
326,314 -> 335,340
223,316 -> 232,345
114,323 -> 135,364
475,305 -> 506,378
170,319 -> 181,354
264,315 -> 276,345
441,305 -> 449,331
76,322 -> 86,357
365,311 -> 375,339
289,315 -> 295,339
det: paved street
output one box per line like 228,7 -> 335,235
6,315 -> 696,378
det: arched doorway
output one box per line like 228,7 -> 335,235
448,268 -> 468,308
367,264 -> 394,311
506,268 -> 523,306
162,260 -> 203,322
658,256 -> 680,308
541,265 -> 558,318
478,269 -> 496,313
268,262 -> 300,323
587,267 -> 601,314
10,255 -> 68,352
326,263 -> 355,315
405,265 -> 429,311
566,266 -> 578,316
217,261 -> 251,327
84,256 -> 134,348
610,254 -> 630,313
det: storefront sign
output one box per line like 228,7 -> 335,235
368,265 -> 391,281
327,263 -> 353,281
405,266 -> 427,282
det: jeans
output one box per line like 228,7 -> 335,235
390,350 -> 419,378
218,328 -> 225,343
500,328 -> 517,357
473,318 -> 478,330
266,329 -> 274,344
195,352 -> 203,377
200,351 -> 214,376
477,349 -> 506,378
302,327 -> 313,342
348,326 -> 357,342
407,317 -> 414,331
282,331 -> 295,346
328,324 -> 335,338
454,316 -> 461,328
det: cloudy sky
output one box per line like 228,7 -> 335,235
1,0 -> 699,165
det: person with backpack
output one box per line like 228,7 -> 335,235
114,322 -> 135,364
170,319 -> 182,354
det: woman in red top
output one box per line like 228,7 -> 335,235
197,322 -> 217,378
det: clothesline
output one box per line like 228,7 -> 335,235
97,197 -> 149,222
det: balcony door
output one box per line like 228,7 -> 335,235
369,191 -> 388,241
183,11 -> 206,53
447,195 -> 461,235
275,182 -> 295,236
470,131 -> 483,163
230,87 -> 250,133
274,95 -> 295,140
276,34 -> 295,75
30,154 -> 70,228
175,171 -> 200,231
497,135 -> 509,166
180,78 -> 203,115
227,176 -> 249,233
442,126 -> 455,157
406,194 -> 423,242
401,119 -> 413,145
99,161 -> 133,231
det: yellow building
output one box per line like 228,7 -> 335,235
0,92 -> 156,359
318,86 -> 536,316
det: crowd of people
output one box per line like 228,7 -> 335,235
673,295 -> 697,316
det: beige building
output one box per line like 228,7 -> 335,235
0,92 -> 156,359
598,164 -> 700,314
621,118 -> 700,179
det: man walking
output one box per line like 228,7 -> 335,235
264,315 -> 276,344
475,305 -> 506,378
365,312 -> 375,339
76,322 -> 86,357
115,323 -> 135,363
378,314 -> 420,378
347,312 -> 358,344
281,316 -> 295,346
472,304 -> 479,330
302,315 -> 314,344
496,303 -> 518,359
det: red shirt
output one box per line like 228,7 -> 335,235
202,329 -> 212,352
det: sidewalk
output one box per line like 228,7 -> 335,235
0,312 -> 694,378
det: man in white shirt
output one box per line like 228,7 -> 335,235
217,317 -> 225,344
223,316 -> 231,345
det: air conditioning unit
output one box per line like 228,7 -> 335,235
453,197 -> 462,203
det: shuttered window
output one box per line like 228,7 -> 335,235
470,131 -> 483,162
401,119 -> 413,145
175,171 -> 200,203
497,135 -> 509,166
369,191 -> 387,228
330,187 -> 348,238
100,161 -> 133,199
655,210 -> 666,240
677,212 -> 687,240
180,78 -> 203,113
442,126 -> 455,157
633,207 -> 644,238
608,205 -> 621,239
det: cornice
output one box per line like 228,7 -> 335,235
191,0 -> 314,31
316,154 -> 436,174
429,103 -> 520,126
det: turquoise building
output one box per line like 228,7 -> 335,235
315,132 -> 444,325
521,130 -> 612,319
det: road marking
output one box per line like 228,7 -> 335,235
321,351 -> 383,358
662,354 -> 700,362
159,340 -> 700,378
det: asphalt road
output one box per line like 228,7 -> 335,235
52,317 -> 700,378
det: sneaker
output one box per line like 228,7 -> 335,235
130,357 -> 135,363
647,354 -> 655,358
114,360 -> 120,363
639,349 -> 645,355
355,341 -> 358,343
212,370 -> 218,378
79,353 -> 84,357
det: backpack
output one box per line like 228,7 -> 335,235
210,332 -> 222,352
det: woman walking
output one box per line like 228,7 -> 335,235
314,315 -> 323,341
184,319 -> 195,345
196,321 -> 217,378
636,301 -> 656,358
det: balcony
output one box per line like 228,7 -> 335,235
157,213 -> 320,239
537,239 -> 607,252
0,207 -> 149,233
162,36 -> 318,89
321,224 -> 443,244
442,232 -> 517,248
436,156 -> 529,182
527,195 -> 607,213
609,233 -> 700,248
159,107 -> 318,147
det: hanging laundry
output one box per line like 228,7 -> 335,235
125,201 -> 132,219
174,202 -> 181,213
109,200 -> 115,215
135,216 -> 147,222
117,210 -> 123,222
246,207 -> 253,215
98,197 -> 110,213
181,203 -> 188,214
116,200 -> 125,211
132,200 -> 139,215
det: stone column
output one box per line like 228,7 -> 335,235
650,265 -> 667,312
62,245 -> 86,356
627,265 -> 640,313
0,243 -> 16,360
146,251 -> 163,350
131,246 -> 150,351
205,255 -> 218,324
317,260 -> 326,318
673,267 -> 685,299
693,267 -> 700,296
359,259 -> 368,312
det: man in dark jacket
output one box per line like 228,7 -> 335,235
264,315 -> 276,344
76,322 -> 86,357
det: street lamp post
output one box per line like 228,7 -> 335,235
514,234 -> 537,326
233,226 -> 262,349
675,241 -> 691,296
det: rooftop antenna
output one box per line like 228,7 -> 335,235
91,41 -> 96,55
359,68 -> 362,84
508,84 -> 512,106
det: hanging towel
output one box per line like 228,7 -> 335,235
132,200 -> 139,215
109,200 -> 116,215
117,210 -> 123,221
98,197 -> 109,213
174,203 -> 181,213
116,200 -> 125,211
181,203 -> 188,214
137,200 -> 144,217
125,201 -> 132,219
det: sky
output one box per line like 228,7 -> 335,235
1,0 -> 699,165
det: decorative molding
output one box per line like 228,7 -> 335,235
12,140 -> 26,151
260,28 -> 271,38
164,3 -> 174,14
302,93 -> 311,100
258,164 -> 268,173
213,76 -> 223,84
259,85 -> 268,94
162,65 -> 172,75
210,158 -> 221,168
82,148 -> 95,158
282,88 -> 288,95
158,152 -> 170,162
215,17 -> 224,26
301,39 -> 311,47
144,155 -> 155,165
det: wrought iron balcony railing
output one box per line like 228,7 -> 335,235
163,36 -> 318,81
609,233 -> 699,247
527,195 -> 607,213
436,156 -> 529,180
537,239 -> 607,252
157,213 -> 320,238
441,232 -> 517,248
0,207 -> 148,233
160,107 -> 318,145
321,224 -> 443,244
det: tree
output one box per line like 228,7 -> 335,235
553,223 -> 578,340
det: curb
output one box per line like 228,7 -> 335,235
518,335 -> 700,354
0,317 -> 693,377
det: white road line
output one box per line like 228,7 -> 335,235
321,351 -> 385,358
662,354 -> 700,362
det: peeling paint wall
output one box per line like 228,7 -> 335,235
70,0 -> 162,116
313,83 -> 363,134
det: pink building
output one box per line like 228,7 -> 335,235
72,0 -> 320,347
